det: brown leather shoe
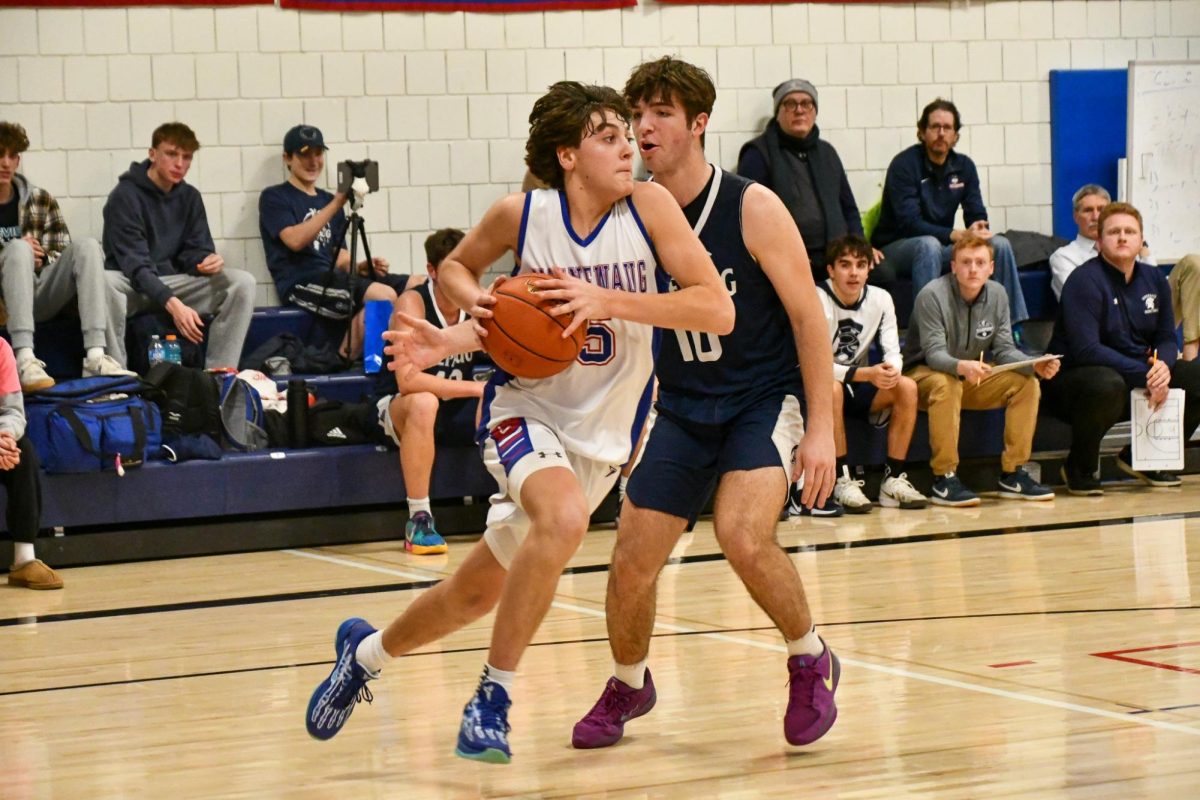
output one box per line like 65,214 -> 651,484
8,559 -> 64,590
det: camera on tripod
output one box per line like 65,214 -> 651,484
337,159 -> 379,196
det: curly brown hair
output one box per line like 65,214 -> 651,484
151,122 -> 200,153
525,82 -> 630,190
623,57 -> 716,147
0,122 -> 31,157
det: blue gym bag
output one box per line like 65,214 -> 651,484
25,375 -> 163,474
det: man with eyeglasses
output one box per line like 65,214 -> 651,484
871,98 -> 1028,328
738,79 -> 876,283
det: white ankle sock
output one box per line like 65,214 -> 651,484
407,497 -> 431,516
354,630 -> 391,677
483,663 -> 516,693
86,347 -> 104,361
786,626 -> 824,658
12,541 -> 35,567
15,348 -> 34,366
614,660 -> 647,690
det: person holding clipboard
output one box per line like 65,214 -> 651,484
902,234 -> 1057,506
1043,202 -> 1200,494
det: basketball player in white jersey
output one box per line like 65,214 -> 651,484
305,81 -> 734,764
571,57 -> 840,751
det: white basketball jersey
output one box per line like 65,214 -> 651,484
481,189 -> 664,464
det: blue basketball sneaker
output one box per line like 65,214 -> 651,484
455,678 -> 512,764
305,617 -> 378,740
406,511 -> 448,555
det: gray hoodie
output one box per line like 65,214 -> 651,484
903,273 -> 1028,375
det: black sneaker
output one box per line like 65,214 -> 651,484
929,472 -> 980,507
997,467 -> 1055,501
1115,448 -> 1182,487
787,485 -> 844,517
1060,464 -> 1103,496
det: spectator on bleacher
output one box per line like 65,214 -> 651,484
374,228 -> 484,556
0,338 -> 61,590
818,234 -> 927,513
1049,184 -> 1158,300
259,125 -> 421,360
1169,254 -> 1200,361
102,122 -> 255,370
0,122 -> 133,393
1044,202 -> 1200,494
737,79 -> 880,282
872,99 -> 1029,327
903,234 -> 1056,506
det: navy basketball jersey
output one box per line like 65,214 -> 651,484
655,167 -> 802,425
374,281 -> 479,397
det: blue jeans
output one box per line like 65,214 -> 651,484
875,234 -> 1029,325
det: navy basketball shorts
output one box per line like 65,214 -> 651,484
375,395 -> 479,448
842,382 -> 892,427
626,392 -> 803,520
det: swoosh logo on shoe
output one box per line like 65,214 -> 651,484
933,486 -> 949,498
998,480 -> 1019,492
822,672 -> 834,691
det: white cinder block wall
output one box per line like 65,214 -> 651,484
2,1 -> 1198,305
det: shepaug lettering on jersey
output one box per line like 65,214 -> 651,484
528,261 -> 649,293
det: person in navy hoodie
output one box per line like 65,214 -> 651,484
102,122 -> 255,370
1043,202 -> 1200,494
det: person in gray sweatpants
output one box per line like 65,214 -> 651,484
102,122 -> 255,370
0,121 -> 133,393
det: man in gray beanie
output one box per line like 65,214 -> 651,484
738,80 -> 877,282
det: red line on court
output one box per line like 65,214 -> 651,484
1091,641 -> 1200,675
988,660 -> 1036,668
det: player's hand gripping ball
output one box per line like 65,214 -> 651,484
479,274 -> 586,379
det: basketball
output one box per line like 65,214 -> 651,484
479,274 -> 586,379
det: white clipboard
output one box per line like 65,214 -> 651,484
1131,388 -> 1185,471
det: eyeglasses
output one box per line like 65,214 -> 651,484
925,123 -> 956,134
781,98 -> 815,113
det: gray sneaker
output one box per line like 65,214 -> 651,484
82,353 -> 136,378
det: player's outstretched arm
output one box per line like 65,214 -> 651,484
389,292 -> 485,400
743,183 -> 836,507
384,312 -> 482,374
436,193 -> 525,316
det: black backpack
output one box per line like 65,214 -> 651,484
240,333 -> 347,376
144,363 -> 222,441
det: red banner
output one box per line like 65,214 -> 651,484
281,0 -> 632,10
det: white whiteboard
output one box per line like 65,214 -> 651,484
1126,61 -> 1200,262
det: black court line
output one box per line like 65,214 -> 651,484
4,509 -> 1199,629
3,617 -> 1193,702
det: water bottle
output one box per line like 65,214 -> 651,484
147,335 -> 165,367
286,379 -> 309,448
164,334 -> 183,365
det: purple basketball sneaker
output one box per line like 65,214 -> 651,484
785,644 -> 840,746
572,669 -> 657,749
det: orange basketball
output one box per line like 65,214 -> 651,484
479,274 -> 586,379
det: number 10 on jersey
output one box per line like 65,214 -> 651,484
675,329 -> 722,362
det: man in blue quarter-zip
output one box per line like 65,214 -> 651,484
903,234 -> 1056,506
1044,202 -> 1200,495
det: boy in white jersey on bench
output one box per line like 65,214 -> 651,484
816,234 -> 927,513
304,81 -> 733,764
572,57 -> 841,752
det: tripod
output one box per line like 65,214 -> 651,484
306,208 -> 373,357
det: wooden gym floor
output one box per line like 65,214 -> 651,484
4,479 -> 1200,798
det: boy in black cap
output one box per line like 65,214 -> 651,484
258,124 -> 421,358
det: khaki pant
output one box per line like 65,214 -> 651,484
907,365 -> 1040,476
1169,254 -> 1200,343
